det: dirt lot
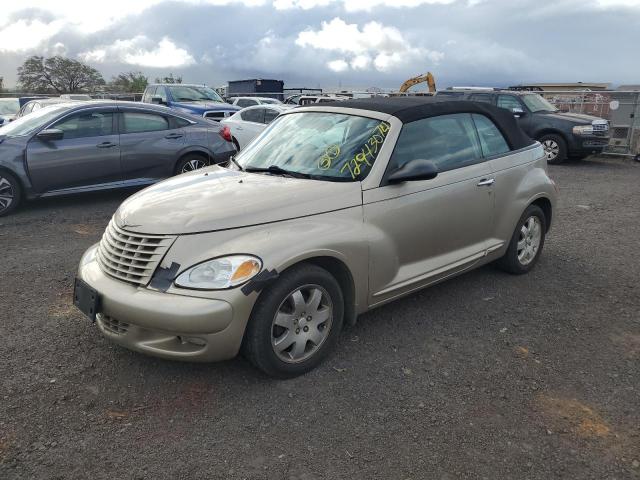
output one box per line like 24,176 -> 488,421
1,156 -> 639,479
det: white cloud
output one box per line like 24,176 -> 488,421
0,19 -> 65,52
327,59 -> 349,72
79,36 -> 195,68
296,17 -> 444,72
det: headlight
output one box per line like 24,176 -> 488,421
573,125 -> 594,136
174,255 -> 262,290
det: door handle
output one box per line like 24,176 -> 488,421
96,142 -> 117,148
477,178 -> 495,186
164,133 -> 183,139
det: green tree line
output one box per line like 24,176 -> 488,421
11,55 -> 185,94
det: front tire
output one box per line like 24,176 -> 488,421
539,134 -> 567,164
0,171 -> 21,217
497,205 -> 546,275
242,264 -> 344,378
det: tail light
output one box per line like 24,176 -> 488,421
219,125 -> 232,142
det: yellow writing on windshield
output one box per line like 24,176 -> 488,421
340,122 -> 390,179
318,144 -> 341,170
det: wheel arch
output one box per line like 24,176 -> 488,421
0,166 -> 25,198
534,128 -> 568,146
530,196 -> 553,232
270,255 -> 358,327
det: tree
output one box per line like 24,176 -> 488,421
17,55 -> 105,93
108,71 -> 148,93
154,73 -> 182,84
0,77 -> 4,92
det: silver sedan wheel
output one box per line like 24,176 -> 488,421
517,216 -> 542,266
271,284 -> 333,363
181,158 -> 207,173
542,140 -> 560,161
0,176 -> 15,212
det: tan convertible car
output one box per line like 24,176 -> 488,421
75,97 -> 558,377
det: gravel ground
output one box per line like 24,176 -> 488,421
1,156 -> 639,480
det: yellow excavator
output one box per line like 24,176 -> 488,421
399,72 -> 436,94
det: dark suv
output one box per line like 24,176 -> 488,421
434,89 -> 609,163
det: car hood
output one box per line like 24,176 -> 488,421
114,166 -> 363,235
540,111 -> 603,124
172,101 -> 239,112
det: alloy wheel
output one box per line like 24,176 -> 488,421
517,216 -> 542,266
542,140 -> 560,161
181,158 -> 207,173
0,176 -> 15,213
271,284 -> 333,363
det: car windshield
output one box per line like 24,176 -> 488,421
522,94 -> 558,113
0,99 -> 20,115
237,111 -> 391,182
0,105 -> 67,137
168,85 -> 223,103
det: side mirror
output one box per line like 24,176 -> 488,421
151,96 -> 165,105
387,160 -> 438,184
512,107 -> 525,117
37,128 -> 64,142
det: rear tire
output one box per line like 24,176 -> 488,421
242,264 -> 344,378
539,134 -> 567,164
0,171 -> 21,217
497,205 -> 546,275
175,154 -> 210,175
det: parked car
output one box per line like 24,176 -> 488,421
0,98 -> 21,126
434,89 -> 610,163
59,94 -> 93,100
221,104 -> 293,150
0,100 -> 234,216
74,97 -> 557,377
141,83 -> 240,121
16,97 -> 69,119
228,96 -> 283,108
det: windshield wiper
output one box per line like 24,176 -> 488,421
244,165 -> 312,179
229,155 -> 243,171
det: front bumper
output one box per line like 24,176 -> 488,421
77,244 -> 250,362
569,135 -> 609,155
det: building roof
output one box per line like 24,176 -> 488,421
330,97 -> 535,150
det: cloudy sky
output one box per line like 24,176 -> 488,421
0,0 -> 639,90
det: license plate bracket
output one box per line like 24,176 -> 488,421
73,278 -> 100,322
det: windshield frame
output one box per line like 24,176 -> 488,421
167,85 -> 224,103
0,104 -> 71,138
235,107 -> 396,184
521,94 -> 558,113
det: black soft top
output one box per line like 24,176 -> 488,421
334,97 -> 534,151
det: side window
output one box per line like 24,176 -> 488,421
472,114 -> 510,157
172,117 -> 192,128
264,108 -> 279,124
156,87 -> 168,103
52,111 -> 114,139
389,113 -> 482,173
237,99 -> 257,108
122,112 -> 169,134
497,95 -> 523,111
143,86 -> 156,103
468,93 -> 493,104
241,108 -> 265,123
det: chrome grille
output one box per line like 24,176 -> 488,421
592,121 -> 609,136
97,219 -> 175,286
